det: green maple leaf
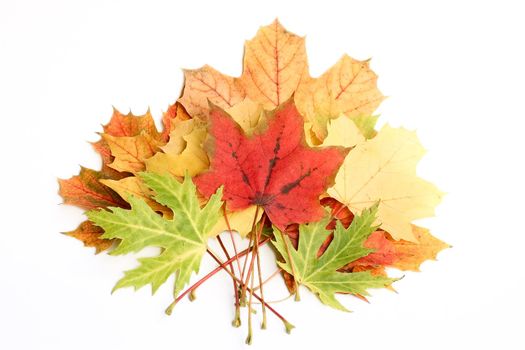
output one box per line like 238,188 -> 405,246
272,205 -> 396,311
87,173 -> 223,296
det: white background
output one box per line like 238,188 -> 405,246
1,0 -> 524,349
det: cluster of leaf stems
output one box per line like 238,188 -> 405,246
166,204 -> 345,344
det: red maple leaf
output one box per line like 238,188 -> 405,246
195,100 -> 347,228
349,231 -> 397,267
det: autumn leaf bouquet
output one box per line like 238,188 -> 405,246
59,20 -> 448,343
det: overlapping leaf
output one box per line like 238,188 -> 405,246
194,100 -> 347,228
273,206 -> 395,311
328,125 -> 443,241
87,173 -> 223,295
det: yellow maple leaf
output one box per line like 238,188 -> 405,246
295,55 -> 384,139
327,125 -> 443,241
178,65 -> 245,118
225,97 -> 264,135
210,206 -> 263,238
161,102 -> 191,142
145,121 -> 209,177
240,19 -> 308,109
161,118 -> 196,155
309,114 -> 365,148
100,177 -> 169,215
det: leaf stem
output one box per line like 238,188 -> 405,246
254,269 -> 281,291
165,237 -> 269,315
240,206 -> 260,302
205,249 -> 294,334
254,217 -> 267,329
246,259 -> 255,345
278,202 -> 350,301
216,235 -> 241,327
279,229 -> 301,301
223,206 -> 242,275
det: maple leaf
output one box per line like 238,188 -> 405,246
391,226 -> 449,270
58,20 -> 446,337
63,221 -> 114,254
58,166 -> 129,252
103,133 -> 162,173
351,231 -> 398,267
328,125 -> 443,241
272,205 -> 395,311
91,138 -> 126,180
295,55 -> 384,139
58,167 -> 129,210
351,115 -> 379,139
159,118 -> 197,155
240,19 -> 308,109
145,120 -> 209,177
100,177 -> 170,215
350,265 -> 395,294
87,173 -> 223,295
59,108 -> 168,253
179,65 -> 245,118
225,98 -> 265,136
90,107 -> 169,179
349,226 -> 450,271
305,115 -> 365,148
390,226 -> 449,270
102,107 -> 161,138
194,100 -> 347,228
211,205 -> 264,238
160,102 -> 191,142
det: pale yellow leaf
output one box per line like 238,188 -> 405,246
319,115 -> 365,147
303,122 -> 323,146
145,126 -> 209,177
100,177 -> 169,214
304,115 -> 364,147
209,206 -> 263,238
225,98 -> 264,136
161,119 -> 196,155
327,125 -> 442,241
240,19 -> 308,109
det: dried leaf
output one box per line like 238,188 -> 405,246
211,205 -> 263,237
272,206 -> 395,311
390,226 -> 450,271
314,115 -> 365,148
103,133 -> 162,173
225,98 -> 264,136
87,174 -> 223,295
195,100 -> 347,228
63,220 -> 114,254
240,19 -> 308,109
145,123 -> 209,177
328,125 -> 443,241
161,102 -> 191,142
179,65 -> 245,118
103,108 -> 160,138
295,55 -> 384,139
100,177 -> 169,215
58,167 -> 128,210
